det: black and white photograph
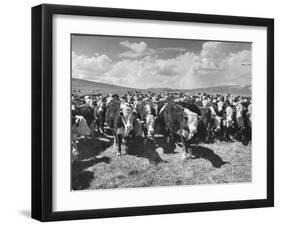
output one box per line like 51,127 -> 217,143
71,35 -> 252,190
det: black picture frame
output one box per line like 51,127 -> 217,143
32,4 -> 274,222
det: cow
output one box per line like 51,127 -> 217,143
247,103 -> 252,128
94,99 -> 107,133
117,103 -> 136,156
135,99 -> 156,142
71,114 -> 91,161
105,97 -> 123,153
163,102 -> 199,159
106,96 -> 137,157
197,107 -> 212,143
73,103 -> 96,137
234,102 -> 250,144
207,103 -> 222,140
246,103 -> 252,141
154,100 -> 168,135
221,105 -> 235,141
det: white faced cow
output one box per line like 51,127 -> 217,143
71,115 -> 91,161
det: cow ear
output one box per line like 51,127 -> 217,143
120,111 -> 123,116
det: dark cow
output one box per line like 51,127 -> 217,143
234,102 -> 250,145
196,107 -> 212,143
154,100 -> 168,135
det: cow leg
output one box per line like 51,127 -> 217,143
97,119 -> 102,133
187,141 -> 195,159
71,142 -> 79,161
180,136 -> 189,160
205,122 -> 211,143
221,127 -> 226,141
117,134 -> 123,157
101,121 -> 105,134
181,137 -> 195,160
229,127 -> 235,141
123,137 -> 129,155
99,120 -> 104,134
142,123 -> 148,144
166,129 -> 172,144
90,120 -> 96,138
241,128 -> 248,145
112,129 -> 117,147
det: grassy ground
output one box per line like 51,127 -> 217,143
72,131 -> 251,190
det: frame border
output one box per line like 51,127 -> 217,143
31,4 -> 274,221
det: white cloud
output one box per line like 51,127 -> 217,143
72,51 -> 112,80
119,41 -> 156,58
101,53 -> 197,89
187,42 -> 252,88
158,47 -> 187,53
72,41 -> 251,89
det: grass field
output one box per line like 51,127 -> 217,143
72,132 -> 251,190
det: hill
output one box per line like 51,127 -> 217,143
72,78 -> 139,95
72,78 -> 251,96
185,85 -> 252,96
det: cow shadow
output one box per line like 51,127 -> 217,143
72,156 -> 111,190
127,137 -> 167,165
191,145 -> 229,168
72,133 -> 113,190
77,133 -> 113,160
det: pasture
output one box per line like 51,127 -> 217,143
71,78 -> 252,190
72,132 -> 251,190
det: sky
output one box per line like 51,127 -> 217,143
72,34 -> 252,89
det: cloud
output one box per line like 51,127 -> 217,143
119,40 -> 156,58
100,53 -> 196,89
193,42 -> 251,72
72,41 -> 251,89
72,51 -> 112,80
158,47 -> 187,53
186,42 -> 252,88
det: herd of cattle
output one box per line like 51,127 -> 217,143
71,91 -> 252,161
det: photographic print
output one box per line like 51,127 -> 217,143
32,4 -> 273,221
71,34 -> 252,191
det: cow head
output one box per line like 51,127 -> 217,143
181,108 -> 198,140
97,101 -> 106,113
212,115 -> 222,132
144,103 -> 155,137
121,105 -> 135,138
145,114 -> 155,137
73,115 -> 91,136
223,106 -> 234,128
235,103 -> 246,129
217,101 -> 224,112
